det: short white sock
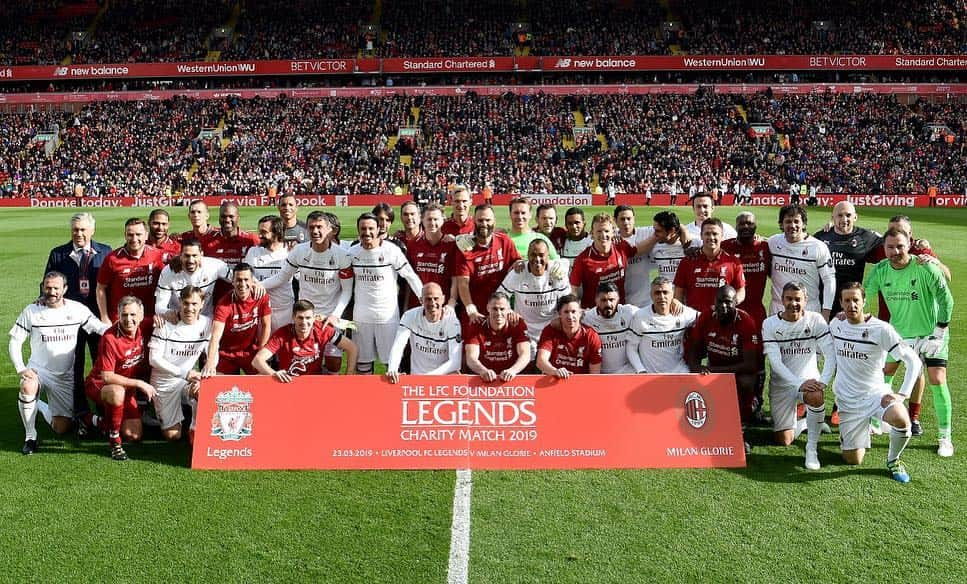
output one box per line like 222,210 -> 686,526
888,426 -> 912,464
18,392 -> 38,441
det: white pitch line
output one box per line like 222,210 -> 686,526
446,468 -> 473,584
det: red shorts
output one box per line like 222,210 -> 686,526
84,379 -> 141,420
216,352 -> 258,375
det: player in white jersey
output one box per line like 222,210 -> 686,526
350,213 -> 423,373
9,272 -> 109,454
685,192 -> 737,246
829,283 -> 921,483
627,277 -> 699,374
767,205 -> 835,320
581,282 -> 638,373
500,239 -> 569,351
614,205 -> 657,307
761,282 -> 835,470
261,211 -> 353,372
560,207 -> 593,267
245,215 -> 295,331
155,239 -> 231,316
386,283 -> 462,383
148,286 -> 211,441
647,211 -> 694,281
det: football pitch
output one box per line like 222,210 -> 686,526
1,204 -> 965,583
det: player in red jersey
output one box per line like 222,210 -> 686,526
96,217 -> 164,324
536,294 -> 603,377
201,263 -> 272,376
455,204 -> 522,322
204,201 -> 260,267
179,199 -> 218,246
253,300 -> 358,382
406,203 -> 458,309
397,200 -> 423,245
441,185 -> 475,236
688,286 -> 762,449
83,296 -> 155,461
569,213 -> 654,308
674,218 -> 746,315
464,292 -> 531,382
146,209 -> 181,264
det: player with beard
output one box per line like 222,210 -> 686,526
580,282 -> 638,374
253,300 -> 358,382
454,204 -> 521,324
674,218 -> 746,315
10,272 -> 109,454
146,209 -> 181,264
506,197 -> 557,260
464,292 -> 530,382
614,205 -> 657,308
536,295 -> 602,378
405,203 -> 458,309
201,263 -> 272,376
83,296 -> 154,461
762,283 -> 835,469
386,283 -> 463,383
277,193 -> 307,250
627,277 -> 699,374
829,283 -> 920,483
768,205 -> 835,321
155,239 -> 233,317
442,185 -> 474,236
645,211 -> 693,282
558,207 -> 592,265
349,213 -> 423,374
244,215 -> 294,332
96,218 -> 165,324
688,285 -> 762,450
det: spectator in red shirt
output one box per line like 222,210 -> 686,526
146,208 -> 181,265
96,217 -> 165,324
464,291 -> 531,382
252,299 -> 358,382
442,185 -> 474,236
569,213 -> 653,308
537,294 -> 603,378
455,203 -> 521,323
201,263 -> 272,376
674,217 -> 746,315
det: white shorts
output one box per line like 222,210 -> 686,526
33,367 -> 74,418
838,389 -> 894,451
769,384 -> 801,432
154,378 -> 189,429
355,320 -> 397,364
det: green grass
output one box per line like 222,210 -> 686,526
1,205 -> 965,583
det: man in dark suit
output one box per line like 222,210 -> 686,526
43,212 -> 113,420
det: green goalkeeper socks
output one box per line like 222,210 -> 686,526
929,383 -> 952,439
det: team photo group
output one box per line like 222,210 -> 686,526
10,188 -> 953,483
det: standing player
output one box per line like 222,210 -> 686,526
397,200 -> 424,246
865,228 -> 955,456
558,207 -> 593,264
454,204 -> 521,323
506,197 -> 557,259
627,277 -> 699,374
581,283 -> 638,374
536,295 -> 603,378
179,200 -> 217,246
812,202 -> 881,316
9,272 -> 109,454
405,203 -> 458,309
829,283 -> 921,482
277,193 -> 307,249
204,201 -> 260,268
244,215 -> 293,332
96,218 -> 165,324
464,292 -> 530,382
499,239 -> 570,352
647,211 -> 693,282
83,296 -> 154,461
146,208 -> 181,264
768,205 -> 835,321
685,192 -> 737,244
569,214 -> 654,308
442,185 -> 474,236
534,204 -> 563,249
201,263 -> 272,376
148,286 -> 211,442
673,218 -> 746,314
253,300 -> 358,382
385,283 -> 463,383
154,239 -> 232,316
350,213 -> 424,374
762,283 -> 835,469
614,205 -> 656,307
43,212 -> 112,420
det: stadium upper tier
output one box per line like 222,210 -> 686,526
1,92 -> 962,199
1,0 -> 963,66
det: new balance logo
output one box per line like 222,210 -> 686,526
555,58 -> 571,68
53,67 -> 69,76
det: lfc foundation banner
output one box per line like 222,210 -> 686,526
192,374 -> 745,470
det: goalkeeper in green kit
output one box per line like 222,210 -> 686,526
865,227 -> 955,457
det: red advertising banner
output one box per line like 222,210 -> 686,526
2,193 -> 965,209
191,374 -> 746,470
0,55 -> 965,82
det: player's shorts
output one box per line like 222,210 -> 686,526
31,367 -> 74,418
886,336 -> 948,367
355,320 -> 397,364
84,378 -> 141,420
216,352 -> 258,375
837,387 -> 895,451
323,341 -> 343,359
769,384 -> 803,432
154,378 -> 189,429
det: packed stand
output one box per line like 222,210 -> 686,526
377,0 -> 517,57
0,0 -> 97,66
527,0 -> 667,56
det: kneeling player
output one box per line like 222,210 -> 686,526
464,292 -> 530,382
84,297 -> 155,460
252,300 -> 358,382
148,286 -> 211,441
761,283 -> 835,469
830,283 -> 921,483
386,283 -> 462,383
